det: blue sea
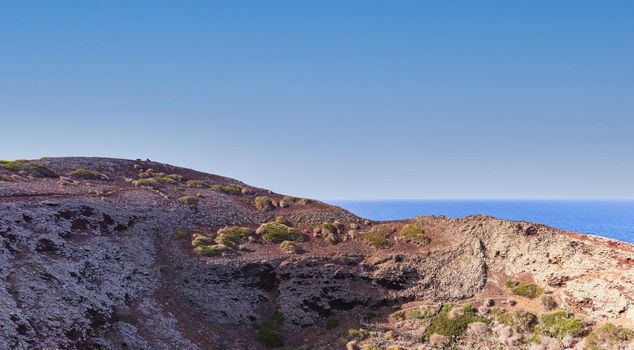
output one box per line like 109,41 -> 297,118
326,200 -> 634,244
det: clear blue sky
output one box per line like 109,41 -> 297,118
1,1 -> 633,199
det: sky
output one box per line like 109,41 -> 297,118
1,1 -> 633,199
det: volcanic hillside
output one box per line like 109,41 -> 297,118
1,157 -> 634,350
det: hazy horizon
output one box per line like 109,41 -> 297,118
2,1 -> 633,199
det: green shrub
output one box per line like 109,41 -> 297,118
505,280 -> 543,299
279,240 -> 302,253
496,309 -> 538,332
191,233 -> 214,248
274,215 -> 289,225
254,196 -> 277,211
540,311 -> 585,339
363,344 -> 380,350
585,323 -> 634,350
256,222 -> 298,243
134,170 -> 182,187
325,318 -> 339,330
178,196 -> 199,210
408,309 -> 426,319
68,168 -> 105,180
513,283 -> 543,299
348,328 -> 370,340
192,233 -> 228,256
400,224 -> 430,245
424,304 -> 489,341
132,178 -> 162,188
194,244 -> 227,257
504,280 -> 516,289
186,179 -> 208,188
0,160 -> 57,177
211,184 -> 244,195
215,226 -> 254,249
360,224 -> 395,249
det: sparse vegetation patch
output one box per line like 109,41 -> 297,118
585,323 -> 634,350
539,311 -> 585,339
505,280 -> 543,299
68,168 -> 106,180
186,179 -> 208,188
424,304 -> 489,342
256,222 -> 298,243
214,226 -> 254,249
132,169 -> 182,188
191,233 -> 227,257
254,196 -> 277,212
279,240 -> 302,253
178,196 -> 199,210
399,223 -> 430,245
211,184 -> 245,195
0,160 -> 57,177
360,224 -> 396,249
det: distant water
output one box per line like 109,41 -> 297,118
326,200 -> 634,244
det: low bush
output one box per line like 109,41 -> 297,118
539,311 -> 585,339
215,226 -> 254,249
279,195 -> 294,208
505,280 -> 543,299
585,323 -> 634,350
399,224 -> 430,245
348,328 -> 370,341
496,309 -> 538,332
408,309 -> 426,319
254,196 -> 277,211
211,184 -> 244,195
256,222 -> 298,243
191,233 -> 214,248
68,168 -> 105,180
186,179 -> 208,188
194,244 -> 227,257
279,240 -> 302,253
274,215 -> 289,225
0,160 -> 57,178
191,233 -> 227,256
132,178 -> 162,188
360,224 -> 396,249
178,196 -> 199,210
424,304 -> 489,342
132,170 -> 182,188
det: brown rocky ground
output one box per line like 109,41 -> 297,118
1,157 -> 634,350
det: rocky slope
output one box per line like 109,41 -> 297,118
1,157 -> 634,350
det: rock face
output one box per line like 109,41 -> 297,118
1,157 -> 634,350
